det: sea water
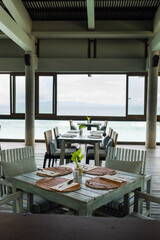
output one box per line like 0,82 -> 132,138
0,119 -> 160,142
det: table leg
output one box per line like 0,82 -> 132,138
60,140 -> 65,165
78,206 -> 92,216
12,186 -> 23,213
94,143 -> 100,166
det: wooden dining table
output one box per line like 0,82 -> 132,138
58,130 -> 103,166
12,163 -> 150,216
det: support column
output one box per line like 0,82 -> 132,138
146,51 -> 159,148
25,51 -> 35,146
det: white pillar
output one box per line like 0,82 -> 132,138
146,51 -> 159,148
25,51 -> 35,146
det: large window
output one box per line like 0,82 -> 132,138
57,74 -> 126,116
0,74 -> 10,115
127,76 -> 145,115
15,76 -> 25,113
39,76 -> 54,114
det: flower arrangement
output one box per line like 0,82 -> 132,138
87,116 -> 91,122
71,148 -> 84,168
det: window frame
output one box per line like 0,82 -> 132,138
0,72 -> 148,121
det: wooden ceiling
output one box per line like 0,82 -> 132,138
0,0 -> 160,21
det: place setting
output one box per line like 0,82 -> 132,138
37,166 -> 73,177
82,165 -> 116,176
85,175 -> 127,190
36,177 -> 81,192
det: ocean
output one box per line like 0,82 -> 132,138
0,119 -> 160,142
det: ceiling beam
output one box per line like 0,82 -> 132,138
0,6 -> 33,51
86,0 -> 95,30
32,31 -> 152,39
2,0 -> 32,33
153,5 -> 160,34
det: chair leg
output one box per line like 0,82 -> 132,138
43,153 -> 47,168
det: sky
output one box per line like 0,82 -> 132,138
0,74 -> 160,111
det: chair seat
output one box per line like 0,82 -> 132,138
5,193 -> 59,214
95,192 -> 135,217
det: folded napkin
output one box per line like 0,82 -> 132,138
100,175 -> 126,183
88,135 -> 102,139
51,181 -> 78,191
67,130 -> 80,133
90,131 -> 103,134
37,169 -> 60,177
61,133 -> 77,138
83,165 -> 97,172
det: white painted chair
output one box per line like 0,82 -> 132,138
0,146 -> 58,213
95,147 -> 149,217
126,190 -> 160,219
0,191 -> 23,213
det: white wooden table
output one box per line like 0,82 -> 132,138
58,131 -> 103,166
12,164 -> 148,216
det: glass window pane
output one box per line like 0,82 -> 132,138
15,76 -> 25,113
57,74 -> 126,116
39,76 -> 53,114
157,77 -> 160,115
128,76 -> 145,115
0,74 -> 10,114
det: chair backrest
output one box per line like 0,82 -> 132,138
0,146 -> 36,192
111,131 -> 118,147
108,127 -> 113,138
53,127 -> 61,148
105,147 -> 146,175
44,130 -> 53,154
69,120 -> 77,130
100,120 -> 108,133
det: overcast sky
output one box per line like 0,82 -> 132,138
0,74 -> 159,108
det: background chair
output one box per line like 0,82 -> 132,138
69,120 -> 77,130
100,120 -> 108,135
86,129 -> 118,164
44,129 -> 77,168
94,146 -> 148,217
0,146 -> 58,213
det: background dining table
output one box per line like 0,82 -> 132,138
58,130 -> 103,165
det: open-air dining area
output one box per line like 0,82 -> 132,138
0,0 -> 160,239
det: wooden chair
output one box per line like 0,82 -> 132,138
44,129 -> 77,168
95,147 -> 148,217
86,129 -> 118,164
126,190 -> 160,219
0,146 -> 58,213
69,120 -> 77,130
0,191 -> 23,213
100,120 -> 108,134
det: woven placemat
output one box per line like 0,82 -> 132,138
85,177 -> 127,190
83,167 -> 116,176
36,177 -> 81,192
37,166 -> 73,177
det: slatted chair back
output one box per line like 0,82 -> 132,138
44,130 -> 53,155
0,146 -> 34,163
111,131 -> 118,147
0,146 -> 35,197
106,147 -> 146,175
